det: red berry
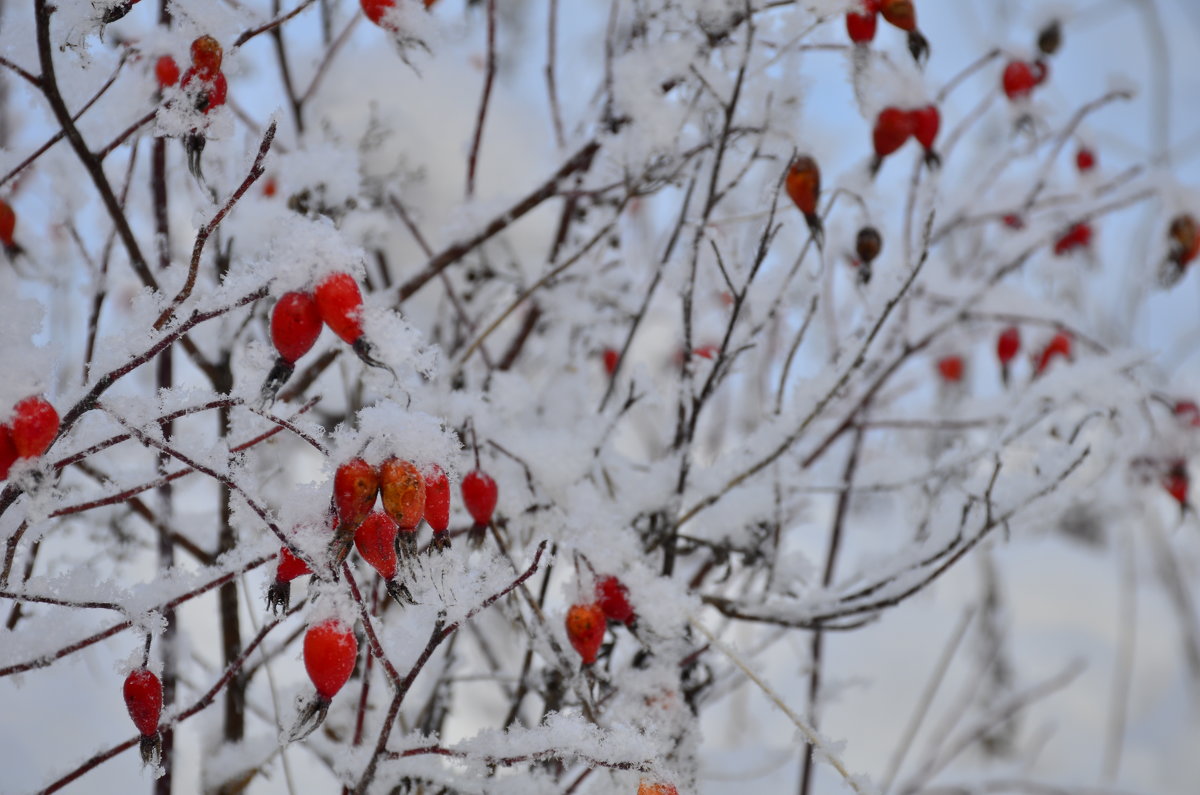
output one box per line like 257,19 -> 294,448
181,68 -> 227,113
1053,222 -> 1092,256
462,469 -> 498,526
0,199 -> 15,247
873,106 -> 914,159
155,55 -> 179,88
1002,61 -> 1039,100
785,155 -> 821,224
271,292 -> 323,364
304,618 -> 358,700
595,575 -> 635,625
1035,332 -> 1072,375
997,326 -> 1020,365
1163,461 -> 1189,507
362,0 -> 397,28
355,510 -> 399,580
565,603 -> 606,665
602,348 -> 620,376
846,9 -> 878,44
276,546 -> 311,583
937,355 -> 964,383
1001,213 -> 1025,230
639,782 -> 680,795
422,464 -> 451,533
314,272 -> 366,345
1175,400 -> 1200,427
910,105 -> 939,151
262,176 -> 278,198
380,458 -> 425,531
1168,214 -> 1200,267
123,669 -> 163,737
333,458 -> 379,530
693,344 -> 719,360
880,0 -> 916,31
10,396 -> 59,459
0,425 -> 16,480
1076,148 -> 1096,173
189,35 -> 223,74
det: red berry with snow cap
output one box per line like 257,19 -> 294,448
314,272 -> 366,345
271,292 -> 323,364
1035,332 -> 1072,375
11,396 -> 59,459
423,464 -> 452,551
595,575 -> 636,626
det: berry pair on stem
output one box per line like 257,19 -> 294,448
871,104 -> 940,174
0,395 -> 59,480
846,1 -> 929,63
262,271 -> 390,403
565,575 -> 636,665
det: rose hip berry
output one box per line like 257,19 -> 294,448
1002,60 -> 1047,101
11,396 -> 59,459
937,355 -> 964,383
638,782 -> 680,795
305,618 -> 358,700
271,292 -> 323,364
1035,331 -> 1072,376
595,575 -> 636,626
846,1 -> 879,45
871,106 -> 914,174
155,55 -> 180,89
380,458 -> 425,554
854,226 -> 882,284
462,468 -> 498,545
314,272 -> 365,345
355,511 -> 399,580
880,0 -> 928,62
910,104 -> 940,167
1053,222 -> 1092,256
1163,460 -> 1189,511
0,426 -> 16,480
0,198 -> 14,250
602,348 -> 620,376
123,668 -> 163,765
785,155 -> 822,242
423,464 -> 452,552
333,458 -> 379,533
267,546 -> 311,614
1075,147 -> 1096,173
565,603 -> 606,665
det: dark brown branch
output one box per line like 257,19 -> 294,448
154,122 -> 277,329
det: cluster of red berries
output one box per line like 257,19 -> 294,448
565,574 -> 636,665
871,104 -> 940,174
933,326 -> 1069,388
154,36 -> 228,179
267,458 -> 493,611
845,0 -> 929,63
0,396 -> 59,480
262,271 -> 393,403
